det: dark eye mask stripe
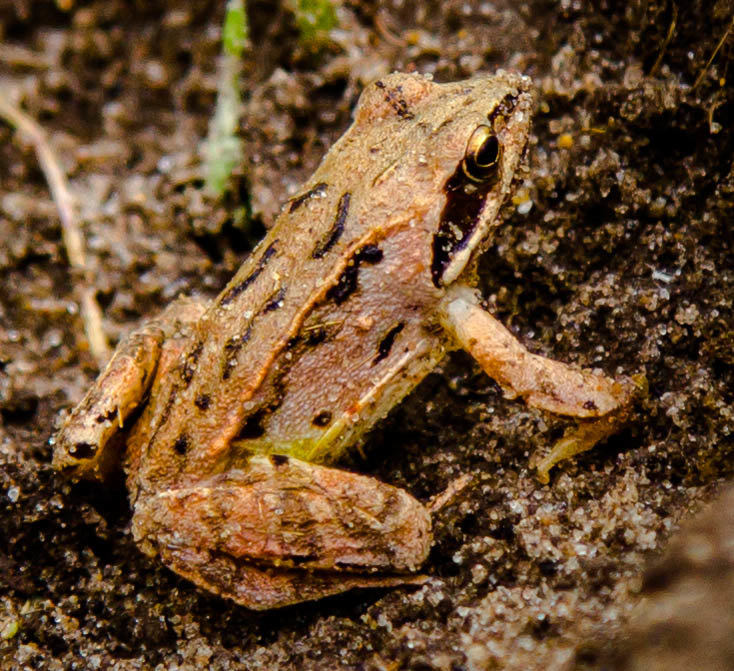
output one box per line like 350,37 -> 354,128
430,164 -> 499,287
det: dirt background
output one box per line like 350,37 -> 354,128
1,1 -> 733,669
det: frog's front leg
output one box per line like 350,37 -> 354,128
53,297 -> 206,481
438,286 -> 642,482
131,454 -> 431,610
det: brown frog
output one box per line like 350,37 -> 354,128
53,71 -> 638,609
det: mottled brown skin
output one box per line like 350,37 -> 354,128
54,72 -> 638,609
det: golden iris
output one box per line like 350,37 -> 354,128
462,125 -> 501,182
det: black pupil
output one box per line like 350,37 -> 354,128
475,135 -> 499,167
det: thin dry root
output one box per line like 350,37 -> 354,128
428,473 -> 473,514
0,95 -> 110,363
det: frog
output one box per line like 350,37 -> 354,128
53,71 -> 639,610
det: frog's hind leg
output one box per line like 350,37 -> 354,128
439,285 -> 643,482
53,297 -> 206,481
131,454 -> 432,610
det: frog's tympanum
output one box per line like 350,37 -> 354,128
54,72 -> 638,609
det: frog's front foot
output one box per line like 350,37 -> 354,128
532,373 -> 647,483
439,286 -> 645,482
132,454 -> 431,609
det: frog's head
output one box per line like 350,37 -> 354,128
425,71 -> 535,288
350,71 -> 534,290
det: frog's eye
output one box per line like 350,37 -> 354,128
462,125 -> 501,182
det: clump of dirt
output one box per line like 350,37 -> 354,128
1,1 -> 732,669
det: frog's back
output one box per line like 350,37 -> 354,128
129,72 -> 533,495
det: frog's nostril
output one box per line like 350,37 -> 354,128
70,441 -> 97,459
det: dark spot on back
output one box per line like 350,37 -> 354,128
327,267 -> 358,305
288,182 -> 328,213
288,325 -> 330,352
173,433 -> 189,455
263,286 -> 286,313
237,410 -> 266,439
270,454 -> 289,467
222,327 -> 252,380
373,322 -> 405,365
357,244 -> 383,263
181,340 -> 204,385
312,410 -> 332,427
377,489 -> 402,524
583,400 -> 598,411
304,327 -> 328,346
219,242 -> 278,306
326,244 -> 384,305
312,192 -> 350,258
194,394 -> 211,410
71,442 -> 97,459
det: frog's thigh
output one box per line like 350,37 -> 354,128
439,285 -> 638,482
53,296 -> 207,481
131,455 -> 432,610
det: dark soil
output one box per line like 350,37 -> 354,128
1,1 -> 732,669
